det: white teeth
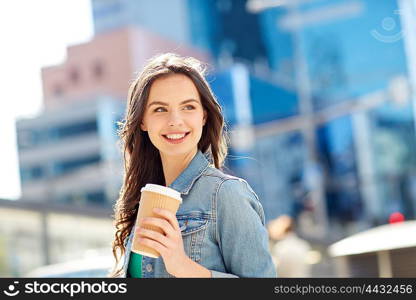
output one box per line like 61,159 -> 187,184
165,133 -> 186,140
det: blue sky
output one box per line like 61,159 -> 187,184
0,0 -> 93,199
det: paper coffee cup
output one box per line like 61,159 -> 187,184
131,184 -> 182,258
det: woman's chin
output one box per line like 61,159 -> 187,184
159,145 -> 198,158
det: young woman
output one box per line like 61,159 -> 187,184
109,53 -> 276,278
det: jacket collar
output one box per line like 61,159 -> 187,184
168,150 -> 210,195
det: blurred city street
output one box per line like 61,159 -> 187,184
1,0 -> 416,278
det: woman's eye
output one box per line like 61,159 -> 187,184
153,105 -> 195,112
154,107 -> 166,112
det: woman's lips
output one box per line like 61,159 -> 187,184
162,132 -> 190,144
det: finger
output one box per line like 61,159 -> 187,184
136,228 -> 174,249
142,217 -> 175,236
153,208 -> 181,231
137,237 -> 167,257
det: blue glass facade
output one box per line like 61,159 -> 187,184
18,118 -> 101,184
17,98 -> 125,206
196,0 -> 267,62
53,154 -> 101,176
210,67 -> 300,222
369,106 -> 416,222
17,119 -> 98,150
302,0 -> 408,109
92,0 -> 268,64
259,0 -> 409,108
210,69 -> 298,127
250,132 -> 306,222
250,0 -> 416,226
86,0 -> 416,226
249,76 -> 298,124
258,8 -> 294,76
317,116 -> 362,222
20,154 -> 102,184
91,0 -> 190,43
209,70 -> 237,126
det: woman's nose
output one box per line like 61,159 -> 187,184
167,111 -> 184,127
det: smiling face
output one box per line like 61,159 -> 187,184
140,73 -> 207,158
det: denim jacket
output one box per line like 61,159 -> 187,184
120,150 -> 277,278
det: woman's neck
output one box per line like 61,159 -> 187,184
160,149 -> 197,186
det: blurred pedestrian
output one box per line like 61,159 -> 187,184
268,215 -> 312,277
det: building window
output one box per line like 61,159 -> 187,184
53,85 -> 63,96
69,68 -> 80,84
93,61 -> 104,80
55,119 -> 98,139
54,154 -> 101,175
217,0 -> 232,12
21,166 -> 44,183
86,190 -> 106,205
18,129 -> 47,149
60,190 -> 106,206
18,130 -> 35,149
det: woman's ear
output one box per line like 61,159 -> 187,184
140,122 -> 147,131
203,110 -> 207,126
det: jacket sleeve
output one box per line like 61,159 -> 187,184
211,178 -> 277,278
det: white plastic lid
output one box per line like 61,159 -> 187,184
140,184 -> 182,203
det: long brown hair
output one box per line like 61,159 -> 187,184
108,53 -> 229,277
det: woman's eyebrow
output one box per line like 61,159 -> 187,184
147,99 -> 199,108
